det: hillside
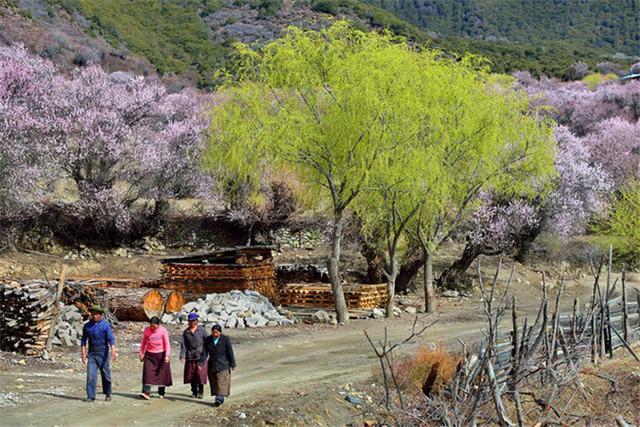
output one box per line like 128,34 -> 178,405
364,0 -> 640,56
0,0 -> 636,87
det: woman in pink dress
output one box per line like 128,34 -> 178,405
139,317 -> 172,399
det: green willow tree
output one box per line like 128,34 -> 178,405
413,76 -> 555,312
357,72 -> 555,314
595,182 -> 640,268
206,22 -> 427,323
204,22 -> 554,321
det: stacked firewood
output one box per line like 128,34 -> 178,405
0,280 -> 59,356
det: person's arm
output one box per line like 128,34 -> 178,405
179,331 -> 186,361
226,336 -> 236,370
106,323 -> 118,361
80,324 -> 88,366
140,328 -> 148,361
198,338 -> 208,367
163,328 -> 170,363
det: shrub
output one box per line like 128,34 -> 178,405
565,61 -> 590,81
582,72 -> 618,90
310,0 -> 338,14
595,61 -> 623,76
201,0 -> 223,15
250,0 -> 282,17
391,346 -> 459,395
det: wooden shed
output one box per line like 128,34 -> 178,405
157,246 -> 278,301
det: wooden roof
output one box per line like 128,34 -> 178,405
160,246 -> 274,265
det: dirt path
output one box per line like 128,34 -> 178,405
1,314 -> 486,427
2,251 -> 636,426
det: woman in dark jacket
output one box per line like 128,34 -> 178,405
199,324 -> 236,406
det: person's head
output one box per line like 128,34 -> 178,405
89,306 -> 103,321
187,312 -> 199,327
149,316 -> 161,331
212,324 -> 222,338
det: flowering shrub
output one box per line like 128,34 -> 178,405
0,44 -> 213,241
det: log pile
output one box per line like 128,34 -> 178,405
0,280 -> 59,356
68,279 -> 185,322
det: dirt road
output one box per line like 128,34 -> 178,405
1,254 -> 630,426
1,312 -> 487,427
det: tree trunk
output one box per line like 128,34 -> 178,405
514,216 -> 546,264
424,248 -> 435,313
385,256 -> 398,318
328,211 -> 349,324
361,242 -> 385,284
437,242 -> 482,290
245,222 -> 255,246
150,199 -> 171,232
94,287 -> 169,321
514,237 -> 534,264
396,250 -> 425,293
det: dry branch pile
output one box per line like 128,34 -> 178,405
369,251 -> 640,426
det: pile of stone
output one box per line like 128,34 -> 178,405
52,305 -> 85,347
162,290 -> 295,328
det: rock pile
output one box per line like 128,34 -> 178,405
52,305 -> 85,347
162,290 -> 295,328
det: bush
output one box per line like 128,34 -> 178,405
250,0 -> 282,17
201,0 -> 223,15
391,346 -> 459,395
310,0 -> 338,14
582,72 -> 618,90
565,61 -> 590,81
595,61 -> 623,76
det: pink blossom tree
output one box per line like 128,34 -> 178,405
583,118 -> 640,188
0,45 -> 214,241
515,73 -> 640,136
437,126 -> 611,288
0,45 -> 58,223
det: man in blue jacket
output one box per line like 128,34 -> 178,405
80,306 -> 118,402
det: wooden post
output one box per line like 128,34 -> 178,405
622,269 -> 629,342
636,289 -> 640,329
591,311 -> 598,364
46,266 -> 67,352
571,297 -> 579,344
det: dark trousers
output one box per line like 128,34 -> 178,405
86,351 -> 111,399
142,385 -> 166,396
191,382 -> 204,396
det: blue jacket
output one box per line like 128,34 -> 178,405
81,319 -> 115,352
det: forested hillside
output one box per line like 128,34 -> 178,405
364,0 -> 639,56
0,0 -> 637,86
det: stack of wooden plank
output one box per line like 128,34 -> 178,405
158,263 -> 277,301
0,280 -> 58,356
279,283 -> 388,309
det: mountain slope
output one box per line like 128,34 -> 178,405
1,0 -> 636,87
363,0 -> 640,56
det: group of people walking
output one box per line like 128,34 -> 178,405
80,306 -> 236,406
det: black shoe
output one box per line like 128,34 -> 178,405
213,401 -> 221,407
84,398 -> 95,403
105,395 -> 111,402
